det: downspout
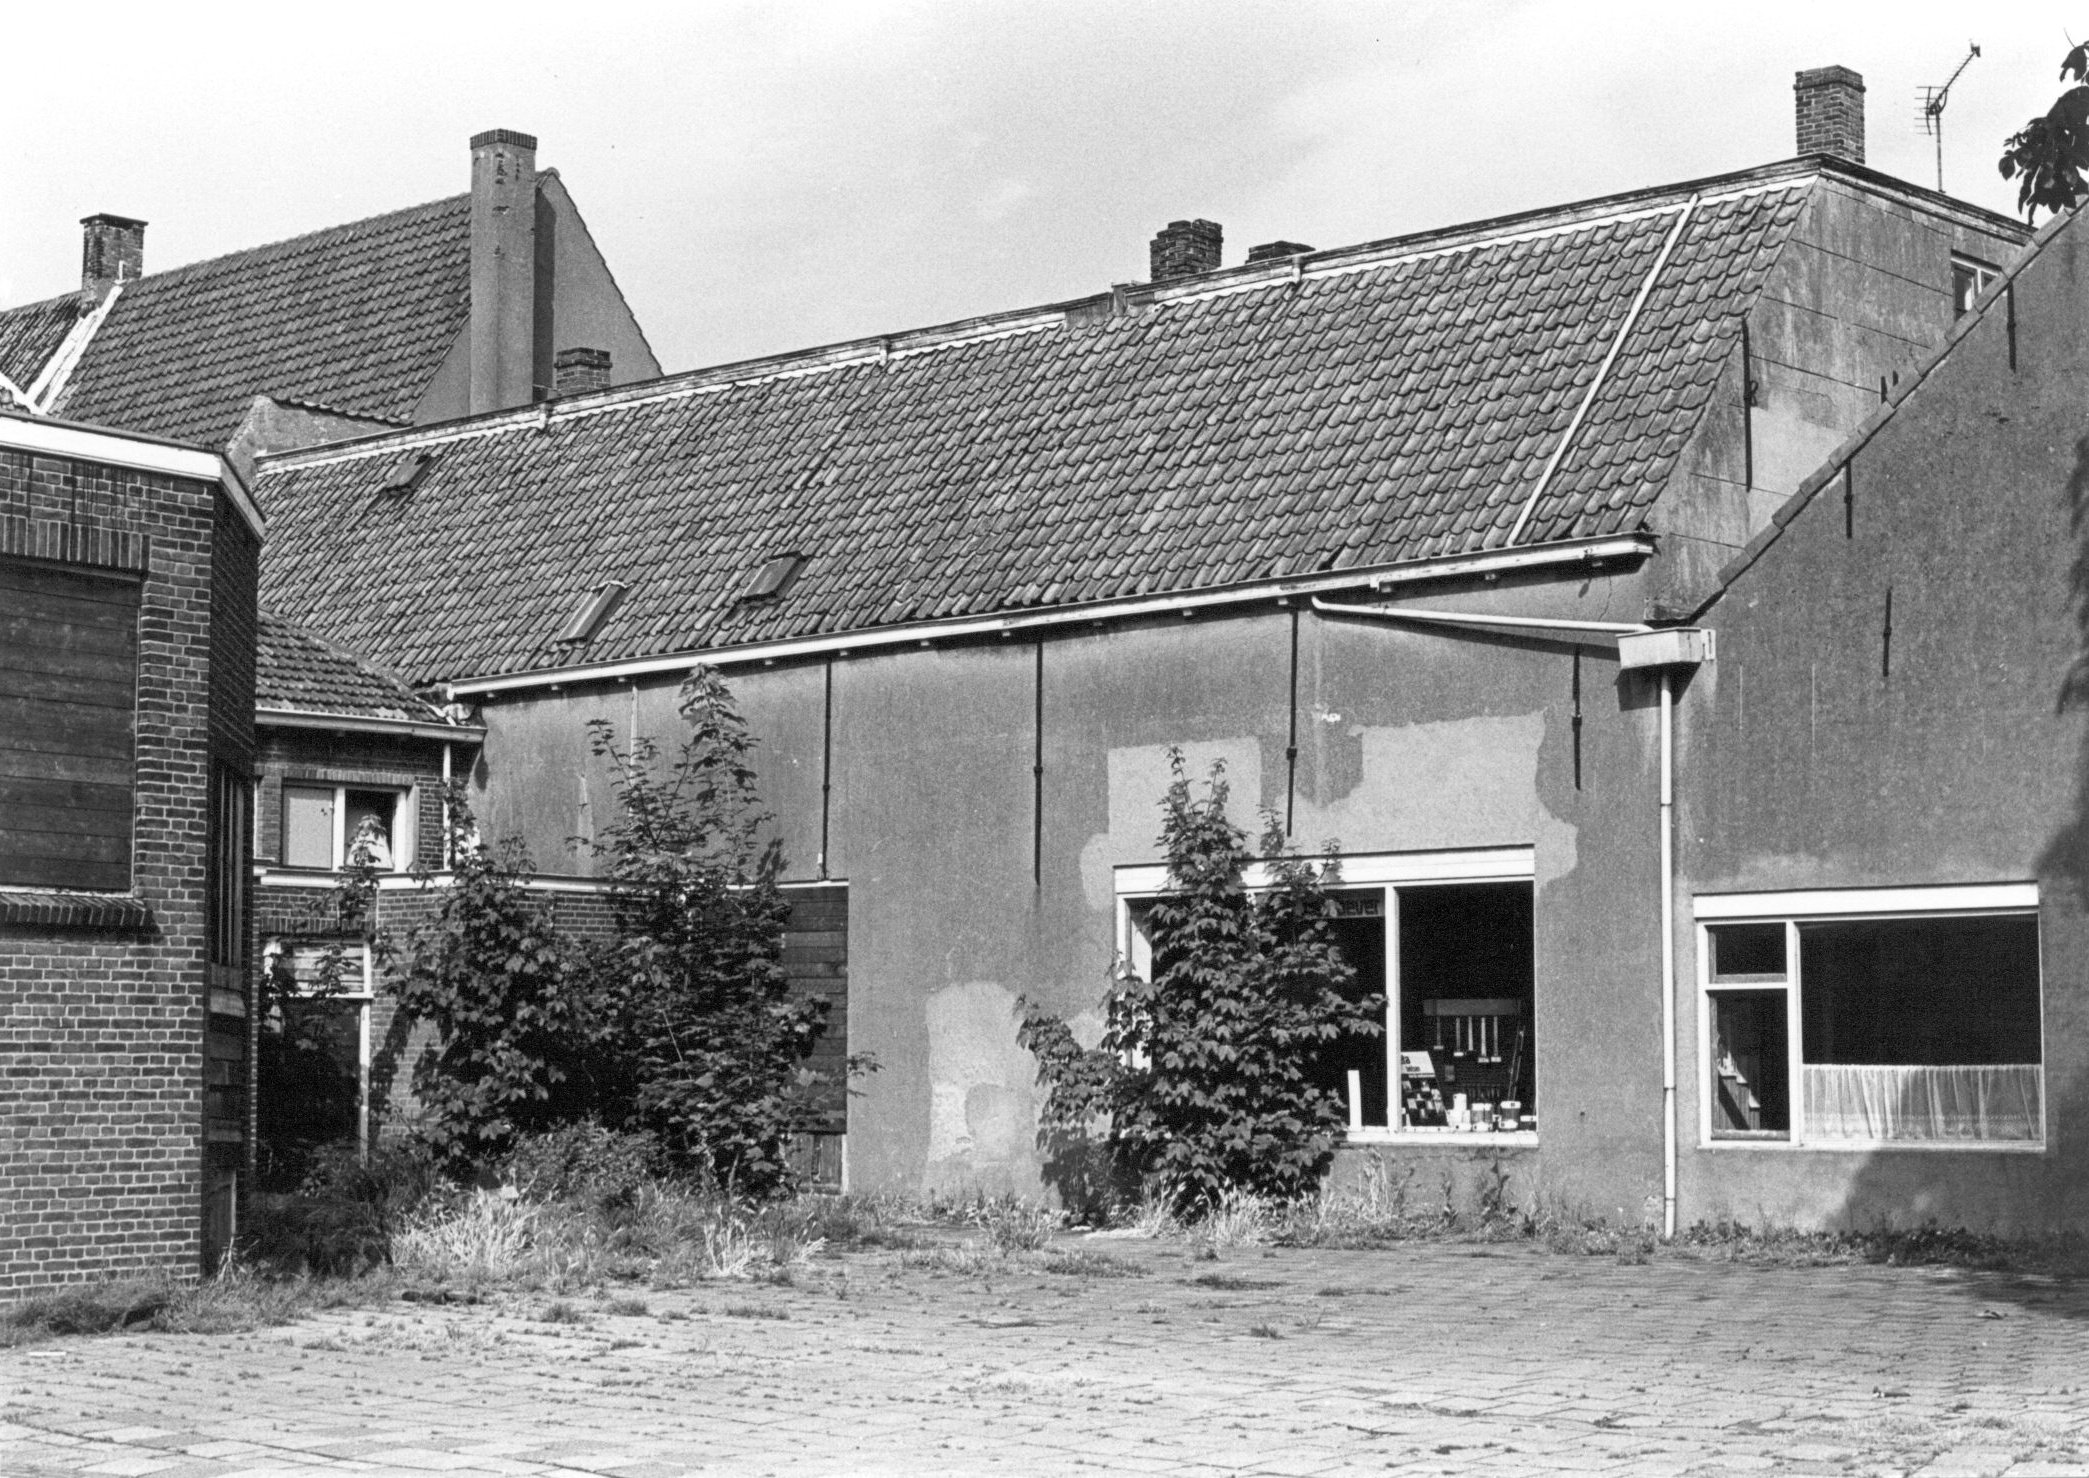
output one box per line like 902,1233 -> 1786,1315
1316,597 -> 1711,1239
1659,669 -> 1677,1240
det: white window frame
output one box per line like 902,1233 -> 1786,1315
1951,252 -> 2000,317
280,782 -> 415,873
1695,883 -> 2045,1153
264,938 -> 375,1155
1114,845 -> 1539,1146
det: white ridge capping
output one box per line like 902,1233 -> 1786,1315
0,412 -> 264,539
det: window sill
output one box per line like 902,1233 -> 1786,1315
1699,1137 -> 2047,1154
1344,1129 -> 1539,1149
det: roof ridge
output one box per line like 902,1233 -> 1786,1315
114,190 -> 472,292
263,175 -> 1817,476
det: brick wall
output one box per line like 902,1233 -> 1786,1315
0,447 -> 238,1292
254,728 -> 455,870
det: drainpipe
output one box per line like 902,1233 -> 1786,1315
1616,628 -> 1715,1242
1315,597 -> 1713,1240
1659,669 -> 1677,1239
441,742 -> 453,868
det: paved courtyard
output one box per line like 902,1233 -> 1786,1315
4,1235 -> 2088,1477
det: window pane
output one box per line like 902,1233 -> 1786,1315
1710,990 -> 1788,1136
1799,915 -> 2040,1066
1798,914 -> 2041,1143
1398,882 -> 1535,1132
1709,922 -> 1785,979
1309,899 -> 1389,1129
344,789 -> 399,869
282,785 -> 335,869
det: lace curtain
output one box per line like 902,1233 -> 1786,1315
1802,1065 -> 2042,1142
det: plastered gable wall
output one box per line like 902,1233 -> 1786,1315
463,555 -> 1686,1210
0,454 -> 233,1290
1677,215 -> 2089,1232
1652,183 -> 2029,614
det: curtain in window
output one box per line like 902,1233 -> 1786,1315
1802,1065 -> 2042,1142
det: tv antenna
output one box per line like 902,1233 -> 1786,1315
1918,43 -> 1981,192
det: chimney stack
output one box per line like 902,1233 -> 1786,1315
1247,240 -> 1314,264
1150,219 -> 1222,281
80,214 -> 146,313
1794,66 -> 1865,164
553,347 -> 611,398
468,128 -> 540,414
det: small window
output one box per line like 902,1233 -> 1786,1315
378,449 -> 434,495
1708,922 -> 1785,981
741,553 -> 808,603
280,783 -> 411,872
1952,254 -> 1999,317
558,581 -> 628,644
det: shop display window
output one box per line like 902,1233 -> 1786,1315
1118,848 -> 1538,1141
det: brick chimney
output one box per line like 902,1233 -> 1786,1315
1150,219 -> 1222,281
553,347 -> 611,398
1795,66 -> 1865,164
468,128 -> 539,414
80,214 -> 146,312
1247,240 -> 1314,264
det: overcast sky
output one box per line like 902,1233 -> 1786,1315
2,1 -> 2079,372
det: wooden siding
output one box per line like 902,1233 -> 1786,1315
0,558 -> 139,889
786,884 -> 848,1134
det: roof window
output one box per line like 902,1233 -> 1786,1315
740,553 -> 808,603
557,581 -> 629,644
378,449 -> 435,495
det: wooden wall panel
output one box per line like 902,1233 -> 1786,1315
0,559 -> 139,890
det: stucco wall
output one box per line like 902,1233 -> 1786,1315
466,559 -> 1686,1216
1680,215 -> 2089,1232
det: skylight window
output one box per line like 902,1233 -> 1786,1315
558,581 -> 629,644
741,553 -> 808,603
378,449 -> 435,495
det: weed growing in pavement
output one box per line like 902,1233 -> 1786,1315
1247,1322 -> 1283,1338
0,1267 -> 363,1347
603,1295 -> 649,1316
964,1196 -> 1062,1253
538,1300 -> 587,1324
1190,1272 -> 1281,1291
723,1304 -> 789,1320
1040,1250 -> 1147,1278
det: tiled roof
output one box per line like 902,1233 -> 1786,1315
258,170 -> 1815,687
0,292 -> 75,392
0,195 -> 472,447
256,614 -> 448,723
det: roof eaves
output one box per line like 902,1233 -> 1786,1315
1689,201 -> 2076,621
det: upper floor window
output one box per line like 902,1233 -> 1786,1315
1952,254 -> 1999,317
1699,884 -> 2043,1147
281,783 -> 412,872
0,558 -> 140,890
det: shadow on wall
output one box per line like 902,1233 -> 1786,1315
1821,432 -> 2089,1306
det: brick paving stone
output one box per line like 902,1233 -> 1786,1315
8,1238 -> 2089,1475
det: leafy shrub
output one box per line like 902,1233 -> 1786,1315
1021,754 -> 1380,1215
243,1141 -> 446,1277
506,1124 -> 664,1208
392,799 -> 590,1170
582,670 -> 833,1196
